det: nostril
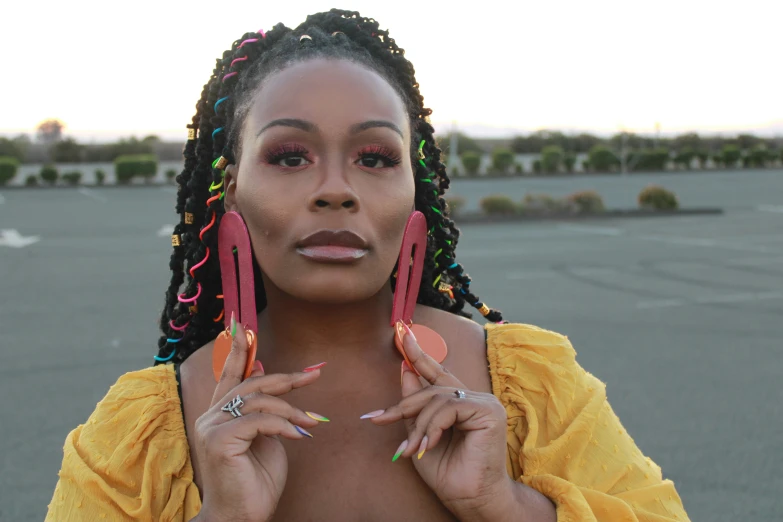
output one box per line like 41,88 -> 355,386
342,201 -> 355,209
315,200 -> 329,208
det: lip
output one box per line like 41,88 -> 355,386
296,229 -> 370,263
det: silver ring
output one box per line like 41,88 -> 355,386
454,389 -> 466,399
221,394 -> 245,418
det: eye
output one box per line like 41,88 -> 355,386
356,145 -> 402,169
265,144 -> 312,168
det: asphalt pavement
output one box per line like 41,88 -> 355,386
1,169 -> 781,521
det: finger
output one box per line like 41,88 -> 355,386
249,359 -> 265,378
400,323 -> 463,388
367,386 -> 452,425
207,412 -> 313,455
211,315 -> 249,406
398,393 -> 453,458
209,391 -> 326,429
401,359 -> 425,399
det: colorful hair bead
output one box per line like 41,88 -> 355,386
171,234 -> 181,246
214,96 -> 229,111
214,156 -> 228,170
178,282 -> 202,303
189,247 -> 210,277
213,309 -> 225,323
154,349 -> 177,362
258,28 -> 266,38
185,212 -> 194,224
169,319 -> 189,331
211,127 -> 224,139
222,71 -> 238,82
417,139 -> 426,167
239,38 -> 259,48
209,179 -> 224,191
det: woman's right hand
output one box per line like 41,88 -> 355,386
193,322 -> 325,522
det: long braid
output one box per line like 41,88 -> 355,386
156,10 -> 503,365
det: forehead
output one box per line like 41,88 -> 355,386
245,58 -> 409,137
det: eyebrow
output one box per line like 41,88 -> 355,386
256,118 -> 403,138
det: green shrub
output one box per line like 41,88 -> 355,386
62,171 -> 82,186
673,148 -> 695,169
720,144 -> 742,167
95,169 -> 106,185
115,154 -> 158,184
630,149 -> 669,171
514,163 -> 524,174
461,151 -> 481,176
581,159 -> 591,172
533,159 -> 542,173
563,153 -> 576,173
480,195 -> 517,216
445,196 -> 466,216
491,148 -> 514,174
588,146 -> 619,172
40,164 -> 58,185
25,174 -> 38,186
747,144 -> 774,167
541,145 -> 564,174
166,168 -> 178,183
638,185 -> 678,210
0,157 -> 19,185
520,193 -> 556,214
567,190 -> 605,214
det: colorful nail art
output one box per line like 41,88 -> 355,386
294,425 -> 314,438
359,409 -> 385,420
303,362 -> 327,373
305,412 -> 330,422
392,440 -> 408,462
417,435 -> 429,460
230,312 -> 237,337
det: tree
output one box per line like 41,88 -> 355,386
588,145 -> 620,172
460,151 -> 481,176
491,148 -> 514,174
51,138 -> 84,163
437,133 -> 483,155
36,119 -> 65,144
672,133 -> 702,152
541,146 -> 564,174
0,137 -> 25,162
720,144 -> 742,167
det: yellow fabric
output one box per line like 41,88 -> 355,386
47,323 -> 689,521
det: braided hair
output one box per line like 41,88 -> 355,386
156,9 -> 504,365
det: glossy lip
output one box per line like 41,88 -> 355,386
296,229 -> 370,263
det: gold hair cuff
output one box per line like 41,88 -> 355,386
187,128 -> 197,140
184,212 -> 194,224
331,31 -> 344,37
214,156 -> 228,170
189,304 -> 198,313
171,234 -> 181,246
478,304 -> 491,317
299,34 -> 313,43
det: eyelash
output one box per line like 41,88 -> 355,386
357,145 -> 402,167
265,143 -> 310,165
265,144 -> 403,168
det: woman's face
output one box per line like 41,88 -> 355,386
225,58 -> 415,304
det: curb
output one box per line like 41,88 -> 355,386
452,208 -> 724,224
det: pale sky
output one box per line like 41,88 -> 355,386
2,0 -> 781,141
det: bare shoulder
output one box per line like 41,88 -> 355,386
414,305 -> 492,394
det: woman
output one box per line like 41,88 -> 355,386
47,9 -> 689,521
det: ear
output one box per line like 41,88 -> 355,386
223,163 -> 239,212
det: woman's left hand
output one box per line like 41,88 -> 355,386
364,324 -> 514,520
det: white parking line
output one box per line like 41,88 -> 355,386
637,291 -> 783,309
78,188 -> 107,202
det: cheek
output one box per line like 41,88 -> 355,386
235,169 -> 293,258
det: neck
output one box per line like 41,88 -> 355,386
256,279 -> 397,371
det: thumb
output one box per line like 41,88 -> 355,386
401,360 -> 424,398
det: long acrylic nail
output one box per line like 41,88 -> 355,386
360,409 -> 385,420
392,440 -> 408,462
303,362 -> 327,373
402,322 -> 417,343
294,425 -> 314,438
230,311 -> 237,337
417,435 -> 429,460
305,412 -> 330,422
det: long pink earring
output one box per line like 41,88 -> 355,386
390,211 -> 448,372
212,211 -> 259,382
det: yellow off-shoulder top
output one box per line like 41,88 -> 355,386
47,323 -> 690,521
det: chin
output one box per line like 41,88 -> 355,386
281,271 -> 387,305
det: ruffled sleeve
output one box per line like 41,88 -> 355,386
486,323 -> 690,521
46,364 -> 202,522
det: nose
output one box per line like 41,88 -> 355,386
308,166 -> 359,212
